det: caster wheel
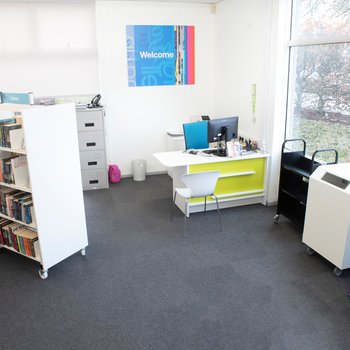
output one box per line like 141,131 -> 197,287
273,214 -> 279,223
39,269 -> 48,280
81,248 -> 86,256
333,267 -> 342,277
306,247 -> 315,256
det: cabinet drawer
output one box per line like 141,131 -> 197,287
79,150 -> 106,170
78,131 -> 105,151
82,169 -> 108,190
76,110 -> 103,131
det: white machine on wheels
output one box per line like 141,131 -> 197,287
303,163 -> 350,277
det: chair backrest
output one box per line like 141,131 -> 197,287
182,170 -> 220,197
183,121 -> 209,150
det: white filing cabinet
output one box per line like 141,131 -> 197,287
76,107 -> 109,190
166,132 -> 185,151
303,163 -> 350,275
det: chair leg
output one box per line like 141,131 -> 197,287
204,196 -> 207,215
214,195 -> 222,232
184,199 -> 187,238
170,191 -> 177,221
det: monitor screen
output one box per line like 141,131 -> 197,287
207,116 -> 239,143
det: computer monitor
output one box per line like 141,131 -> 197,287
207,116 -> 239,143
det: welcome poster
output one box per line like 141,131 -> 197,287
126,25 -> 195,87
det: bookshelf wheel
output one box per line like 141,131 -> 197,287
305,247 -> 314,256
333,267 -> 342,277
273,214 -> 279,223
81,248 -> 86,256
39,269 -> 48,279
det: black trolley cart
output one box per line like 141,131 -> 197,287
274,139 -> 338,231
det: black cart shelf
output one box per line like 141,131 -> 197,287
274,139 -> 338,231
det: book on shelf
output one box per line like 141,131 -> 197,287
5,189 -> 20,217
0,187 -> 35,225
0,188 -> 19,216
33,240 -> 41,261
8,128 -> 24,149
2,123 -> 22,148
11,156 -> 29,187
0,218 -> 13,246
0,92 -> 34,105
0,118 -> 19,147
29,206 -> 36,227
16,227 -> 38,257
12,192 -> 31,220
2,157 -> 15,184
0,155 -> 29,188
23,200 -> 34,225
0,116 -> 16,124
0,220 -> 38,258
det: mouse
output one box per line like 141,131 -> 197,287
189,150 -> 197,155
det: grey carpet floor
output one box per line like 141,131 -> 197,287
0,174 -> 350,350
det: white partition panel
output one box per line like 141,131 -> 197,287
22,104 -> 88,270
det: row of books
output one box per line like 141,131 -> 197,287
0,155 -> 29,188
0,187 -> 36,225
0,218 -> 39,259
0,116 -> 24,149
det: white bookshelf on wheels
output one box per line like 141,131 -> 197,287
0,101 -> 88,279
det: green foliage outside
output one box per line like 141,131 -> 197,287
293,115 -> 350,163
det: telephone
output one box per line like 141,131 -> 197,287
88,94 -> 101,108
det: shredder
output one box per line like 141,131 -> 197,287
302,163 -> 350,276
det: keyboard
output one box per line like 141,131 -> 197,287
202,149 -> 218,155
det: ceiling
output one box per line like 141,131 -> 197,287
0,0 -> 223,3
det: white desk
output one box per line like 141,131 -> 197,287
154,150 -> 270,215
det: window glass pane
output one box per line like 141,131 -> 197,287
292,0 -> 350,40
286,43 -> 350,163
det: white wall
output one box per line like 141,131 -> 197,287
0,0 -> 289,202
213,0 -> 273,145
0,2 -> 99,96
96,1 -> 215,175
214,0 -> 289,203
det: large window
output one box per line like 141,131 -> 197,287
286,0 -> 350,162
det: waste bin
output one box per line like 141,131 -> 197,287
132,159 -> 146,181
303,163 -> 350,275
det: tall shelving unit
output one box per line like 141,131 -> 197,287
274,139 -> 338,230
0,102 -> 88,279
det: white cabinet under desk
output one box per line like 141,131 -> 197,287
76,107 -> 109,190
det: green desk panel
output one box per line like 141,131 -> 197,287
189,158 -> 265,202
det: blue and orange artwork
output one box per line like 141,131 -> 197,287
126,25 -> 195,87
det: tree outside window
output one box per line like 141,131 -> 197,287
286,0 -> 350,162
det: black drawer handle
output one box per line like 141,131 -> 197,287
85,123 -> 95,127
86,142 -> 96,147
88,161 -> 97,166
89,180 -> 99,184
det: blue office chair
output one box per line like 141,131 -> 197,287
183,121 -> 209,150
